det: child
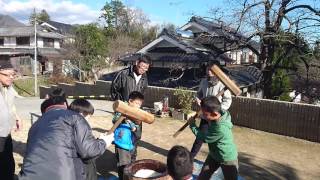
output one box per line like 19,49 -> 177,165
167,145 -> 193,180
69,99 -> 97,180
113,91 -> 144,180
41,88 -> 68,114
189,96 -> 238,180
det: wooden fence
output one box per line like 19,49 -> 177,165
39,81 -> 320,142
229,97 -> 320,142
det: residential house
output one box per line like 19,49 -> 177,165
119,16 -> 263,97
180,16 -> 260,65
0,14 -> 66,75
40,20 -> 78,76
41,20 -> 75,43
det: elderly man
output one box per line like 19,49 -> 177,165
110,54 -> 151,102
0,60 -> 22,180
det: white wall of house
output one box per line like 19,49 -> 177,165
54,40 -> 60,49
38,38 -> 44,48
236,51 -> 242,64
242,49 -> 249,63
30,37 -> 35,46
37,37 -> 44,48
3,37 -> 16,47
227,48 -> 258,65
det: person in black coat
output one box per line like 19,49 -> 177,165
19,88 -> 114,180
110,54 -> 151,102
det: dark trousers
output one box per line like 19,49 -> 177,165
116,142 -> 138,180
84,159 -> 97,180
198,155 -> 239,180
0,135 -> 15,180
190,118 -> 209,158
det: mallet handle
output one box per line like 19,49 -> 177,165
173,113 -> 198,138
107,116 -> 126,135
172,88 -> 226,138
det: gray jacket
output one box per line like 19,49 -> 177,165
0,85 -> 17,137
197,78 -> 232,110
19,107 -> 106,180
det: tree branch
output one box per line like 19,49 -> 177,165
284,5 -> 320,15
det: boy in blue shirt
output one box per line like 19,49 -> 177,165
112,91 -> 144,179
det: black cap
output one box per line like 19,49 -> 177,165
0,60 -> 14,70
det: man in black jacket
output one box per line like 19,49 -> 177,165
19,88 -> 114,180
110,54 -> 151,164
110,54 -> 151,102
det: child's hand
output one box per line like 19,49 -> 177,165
195,97 -> 201,106
131,127 -> 137,132
14,117 -> 23,132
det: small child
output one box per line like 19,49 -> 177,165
189,96 -> 238,180
113,91 -> 144,180
69,99 -> 97,180
167,145 -> 193,180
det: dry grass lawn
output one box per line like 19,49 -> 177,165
12,115 -> 320,180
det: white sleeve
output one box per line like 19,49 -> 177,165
219,83 -> 232,110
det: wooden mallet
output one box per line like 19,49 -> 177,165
107,100 -> 155,135
173,65 -> 241,138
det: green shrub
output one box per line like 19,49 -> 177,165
173,87 -> 194,114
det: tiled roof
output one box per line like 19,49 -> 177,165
46,20 -> 75,35
120,29 -> 234,63
0,47 -> 66,57
226,66 -> 263,87
187,16 -> 260,52
0,26 -> 64,39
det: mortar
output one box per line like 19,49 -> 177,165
123,159 -> 171,180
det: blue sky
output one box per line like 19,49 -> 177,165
0,0 -> 318,26
122,0 -> 219,26
67,0 -> 219,25
0,0 -> 223,25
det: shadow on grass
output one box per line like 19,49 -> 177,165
96,149 -> 118,178
12,139 -> 26,158
238,152 -> 299,180
138,140 -> 169,157
92,127 -> 108,133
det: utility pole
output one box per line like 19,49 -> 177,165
34,8 -> 38,95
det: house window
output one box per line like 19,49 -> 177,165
43,38 -> 54,48
249,54 -> 254,63
241,52 -> 248,63
16,37 -> 30,46
0,38 -> 4,46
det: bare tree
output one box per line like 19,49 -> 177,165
107,33 -> 139,65
203,0 -> 320,98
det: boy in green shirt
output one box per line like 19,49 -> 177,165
189,96 -> 238,180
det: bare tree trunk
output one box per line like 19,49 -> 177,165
52,58 -> 62,76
